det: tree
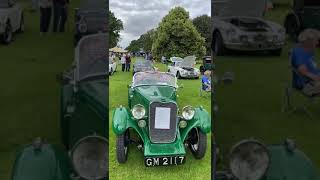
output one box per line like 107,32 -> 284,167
192,15 -> 212,55
152,7 -> 206,61
109,11 -> 123,48
126,29 -> 156,52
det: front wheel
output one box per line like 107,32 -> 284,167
188,128 -> 207,159
1,23 -> 13,44
116,130 -> 129,163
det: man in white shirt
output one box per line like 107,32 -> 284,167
120,54 -> 126,72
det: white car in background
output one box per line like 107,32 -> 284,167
109,58 -> 117,75
168,56 -> 200,79
0,0 -> 24,44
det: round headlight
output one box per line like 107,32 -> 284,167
229,139 -> 269,180
138,119 -> 146,128
182,106 -> 195,120
71,136 -> 108,179
132,104 -> 145,119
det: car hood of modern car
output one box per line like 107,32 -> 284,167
213,0 -> 266,17
180,56 -> 196,68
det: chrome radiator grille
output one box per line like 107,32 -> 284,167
149,102 -> 177,143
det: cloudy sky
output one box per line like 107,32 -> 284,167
110,0 -> 211,48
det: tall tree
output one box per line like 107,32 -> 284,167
192,15 -> 212,55
152,7 -> 206,61
109,11 -> 123,48
126,29 -> 156,52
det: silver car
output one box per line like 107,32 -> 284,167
0,0 -> 24,44
212,0 -> 285,55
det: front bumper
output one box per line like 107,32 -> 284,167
144,135 -> 186,157
225,41 -> 284,51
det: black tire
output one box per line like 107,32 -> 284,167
18,14 -> 25,33
269,48 -> 282,56
1,22 -> 13,44
188,128 -> 207,159
177,71 -> 181,79
116,130 -> 129,163
285,15 -> 300,42
213,32 -> 225,56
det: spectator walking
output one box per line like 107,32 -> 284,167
120,54 -> 126,72
126,54 -> 131,72
53,0 -> 69,32
39,0 -> 52,35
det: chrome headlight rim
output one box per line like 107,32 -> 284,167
71,135 -> 108,180
229,139 -> 270,180
131,104 -> 146,120
182,105 -> 195,120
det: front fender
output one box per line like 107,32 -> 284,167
11,140 -> 71,180
112,106 -> 130,135
180,107 -> 211,141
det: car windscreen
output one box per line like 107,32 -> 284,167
133,72 -> 176,87
77,34 -> 107,81
134,61 -> 153,70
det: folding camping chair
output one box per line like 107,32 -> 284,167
282,50 -> 318,119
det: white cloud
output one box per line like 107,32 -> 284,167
110,0 -> 211,48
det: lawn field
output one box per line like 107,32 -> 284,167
215,6 -> 320,172
109,57 -> 212,180
0,0 -> 81,179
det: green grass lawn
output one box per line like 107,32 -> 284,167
215,6 -> 320,172
109,57 -> 211,180
0,0 -> 81,179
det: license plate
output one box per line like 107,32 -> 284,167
145,156 -> 185,167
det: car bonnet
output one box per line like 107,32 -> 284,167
180,56 -> 196,68
213,0 -> 266,17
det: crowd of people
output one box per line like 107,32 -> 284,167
32,0 -> 69,35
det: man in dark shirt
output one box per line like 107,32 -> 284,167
292,29 -> 320,96
53,0 -> 69,32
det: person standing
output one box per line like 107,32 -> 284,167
126,54 -> 131,72
120,54 -> 126,72
39,0 -> 52,35
53,0 -> 69,32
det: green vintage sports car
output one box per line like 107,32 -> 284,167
11,33 -> 108,180
112,71 -> 211,167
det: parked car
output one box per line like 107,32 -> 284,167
215,139 -> 319,180
212,0 -> 285,55
133,59 -> 155,75
168,56 -> 200,79
0,0 -> 24,44
11,34 -> 108,180
109,58 -> 117,75
284,0 -> 320,41
112,71 -> 211,166
200,56 -> 214,74
74,0 -> 107,45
